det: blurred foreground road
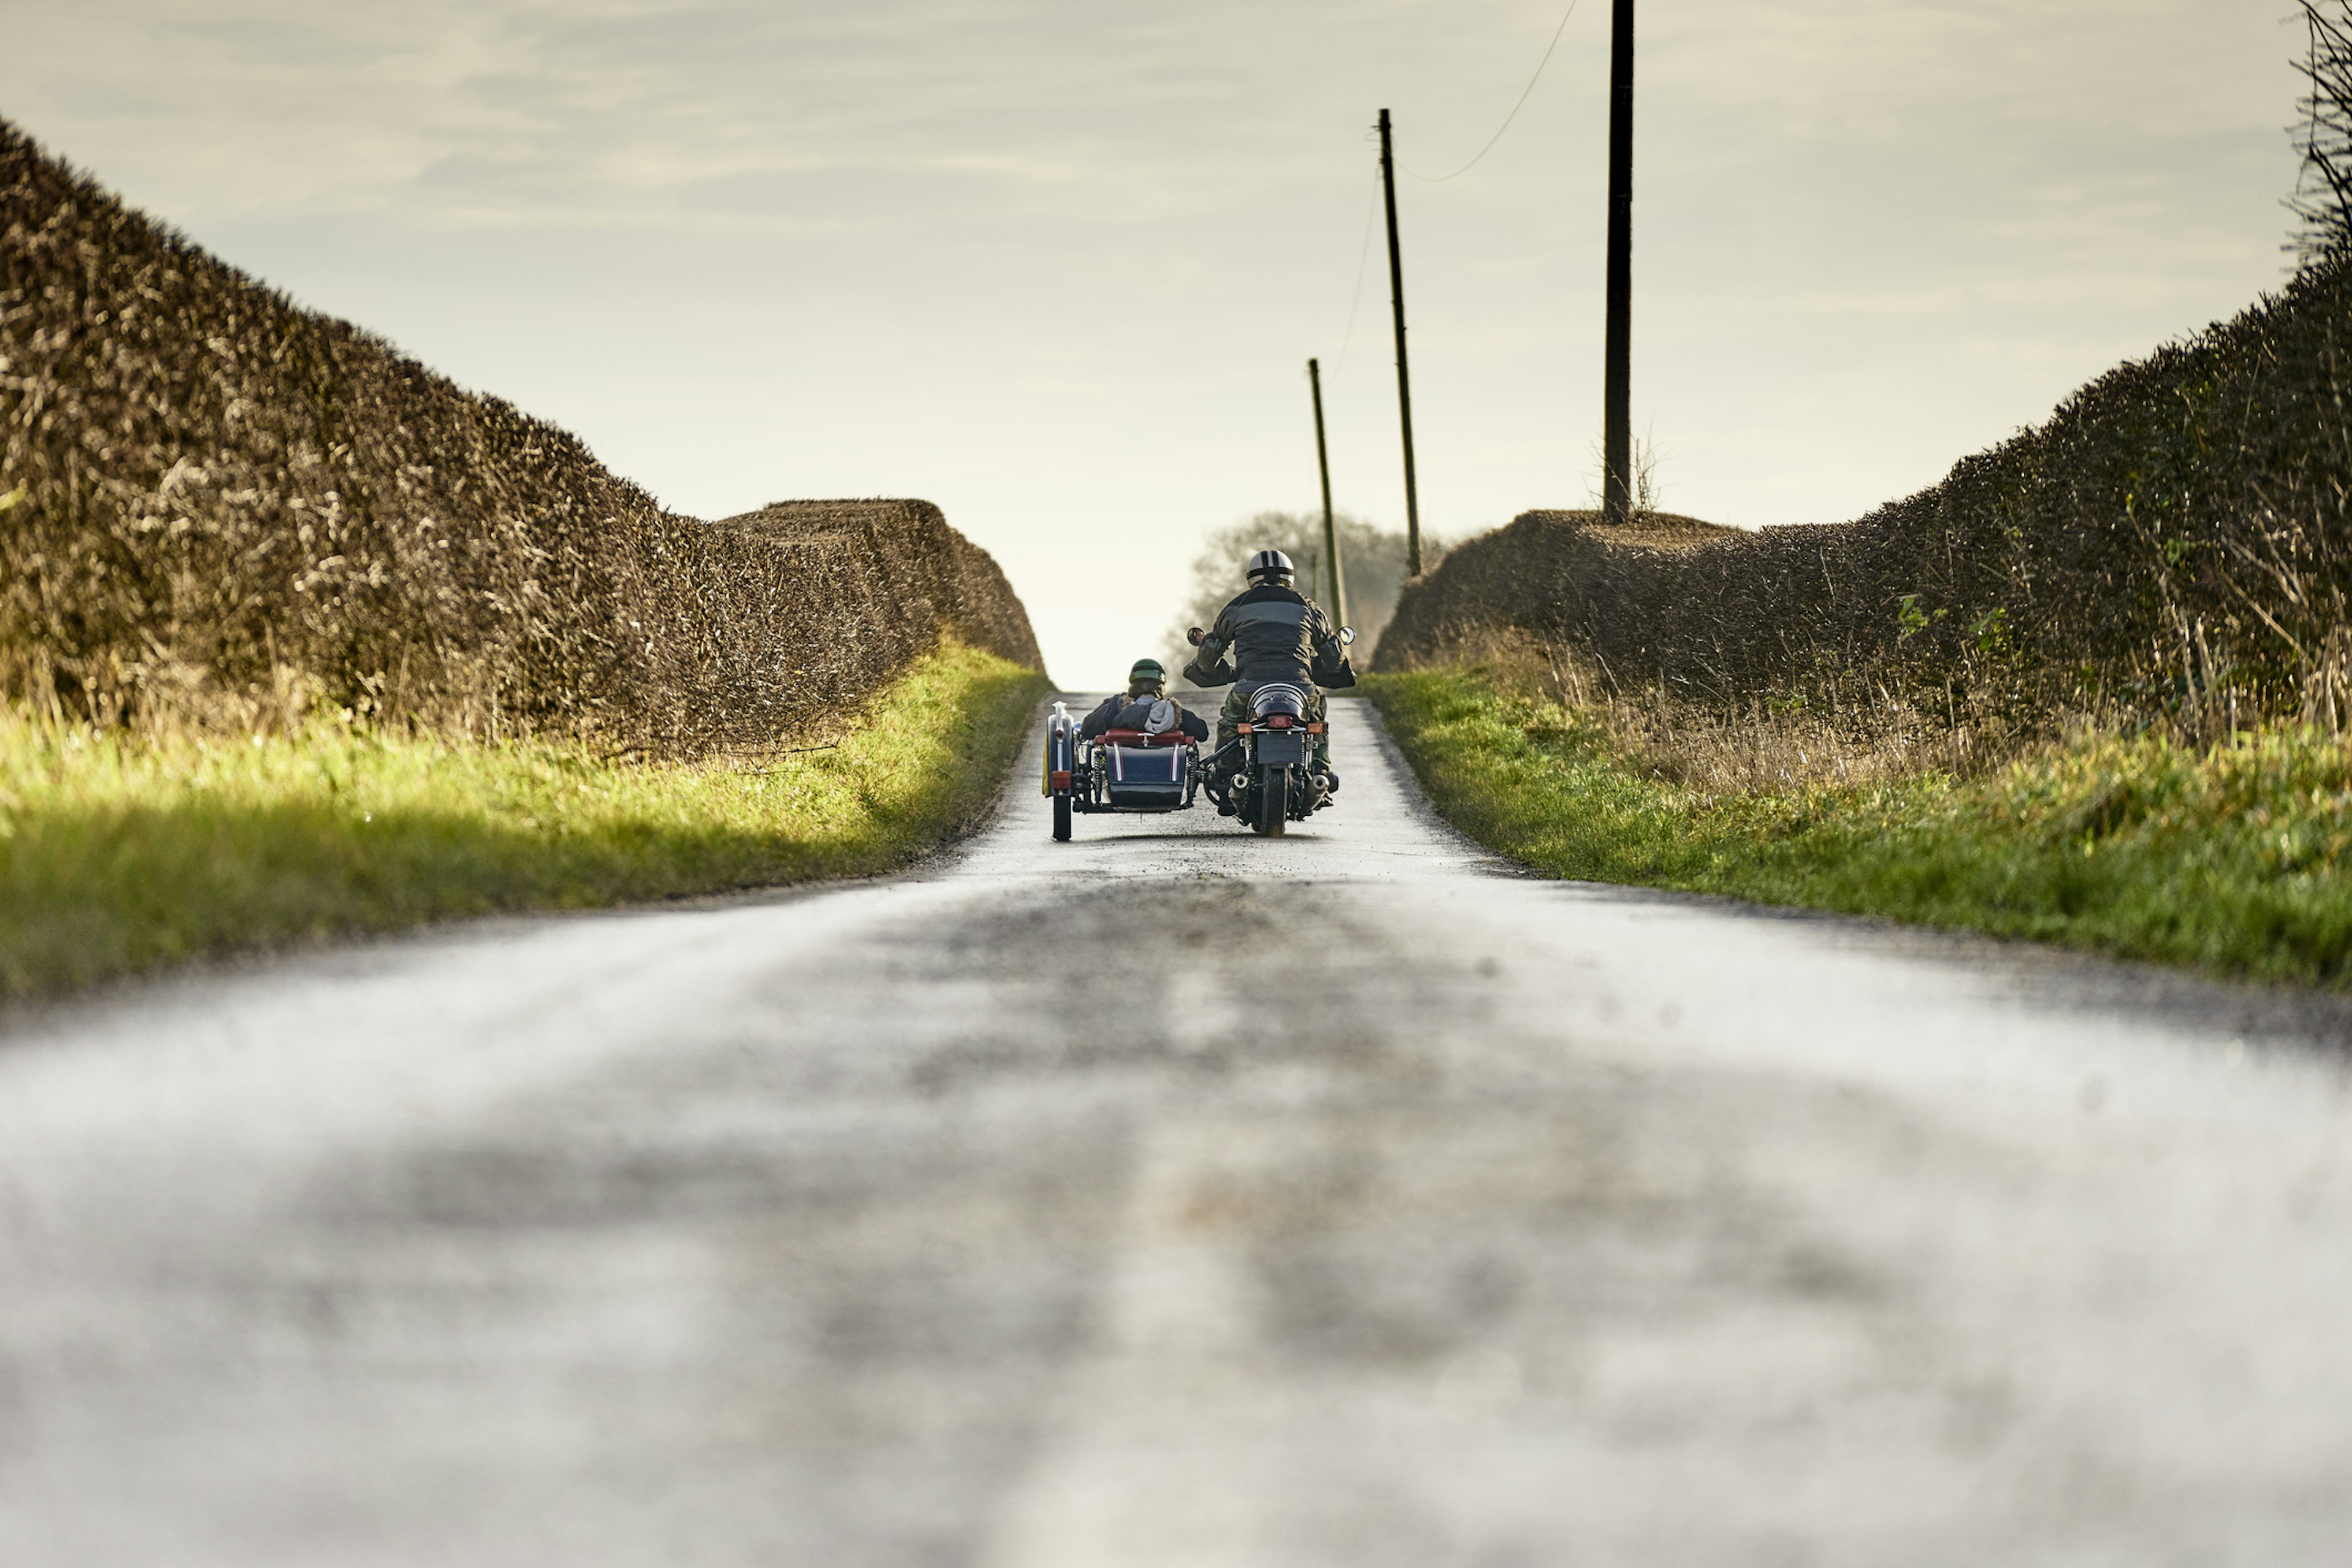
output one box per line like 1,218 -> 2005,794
5,696 -> 2352,1565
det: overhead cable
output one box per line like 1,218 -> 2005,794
1329,173 -> 1382,372
1402,0 -> 1582,183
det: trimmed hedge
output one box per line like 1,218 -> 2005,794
1379,257 -> 2352,741
0,119 -> 1040,752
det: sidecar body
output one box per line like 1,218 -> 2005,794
1042,701 -> 1200,840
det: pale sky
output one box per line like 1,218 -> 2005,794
2,0 -> 2304,687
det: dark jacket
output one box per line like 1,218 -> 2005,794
1181,584 -> 1356,690
1080,693 -> 1209,742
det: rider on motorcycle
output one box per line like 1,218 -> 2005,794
1181,549 -> 1354,796
1079,657 -> 1211,742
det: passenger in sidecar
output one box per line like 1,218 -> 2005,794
1042,659 -> 1209,840
1078,658 -> 1210,744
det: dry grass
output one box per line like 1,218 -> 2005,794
1432,625 -> 1999,795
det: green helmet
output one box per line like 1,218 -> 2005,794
1128,657 -> 1166,685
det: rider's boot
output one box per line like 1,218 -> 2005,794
1202,744 -> 1237,814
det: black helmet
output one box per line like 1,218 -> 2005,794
1245,548 -> 1294,587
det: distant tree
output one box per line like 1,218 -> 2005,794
2290,0 -> 2352,267
1159,510 -> 1441,686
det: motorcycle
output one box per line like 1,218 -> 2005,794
1186,626 -> 1353,837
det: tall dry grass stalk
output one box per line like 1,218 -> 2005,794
1433,625 -> 2011,796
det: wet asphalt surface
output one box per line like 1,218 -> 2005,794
5,696 -> 2352,1564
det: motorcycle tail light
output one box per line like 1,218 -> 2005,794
1268,715 -> 1294,728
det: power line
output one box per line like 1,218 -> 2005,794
1329,172 -> 1381,371
1333,0 -> 1581,366
1401,0 -> 1583,183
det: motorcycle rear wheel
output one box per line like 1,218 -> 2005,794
1254,766 -> 1288,836
1052,794 -> 1072,842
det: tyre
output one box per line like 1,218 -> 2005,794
1052,794 -> 1072,842
1254,766 -> 1287,836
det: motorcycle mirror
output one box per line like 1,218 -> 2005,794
1339,626 -> 1356,646
1186,626 -> 1206,647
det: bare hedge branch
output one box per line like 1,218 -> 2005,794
2291,0 -> 2352,268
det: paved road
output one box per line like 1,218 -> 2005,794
4,696 -> 2352,1565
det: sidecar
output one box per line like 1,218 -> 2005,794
1042,701 -> 1200,842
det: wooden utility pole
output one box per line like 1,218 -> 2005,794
1601,0 -> 1635,525
1308,357 -> 1349,627
1377,109 -> 1423,577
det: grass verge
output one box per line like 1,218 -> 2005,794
1,639 -> 1050,999
1368,666 -> 2352,987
